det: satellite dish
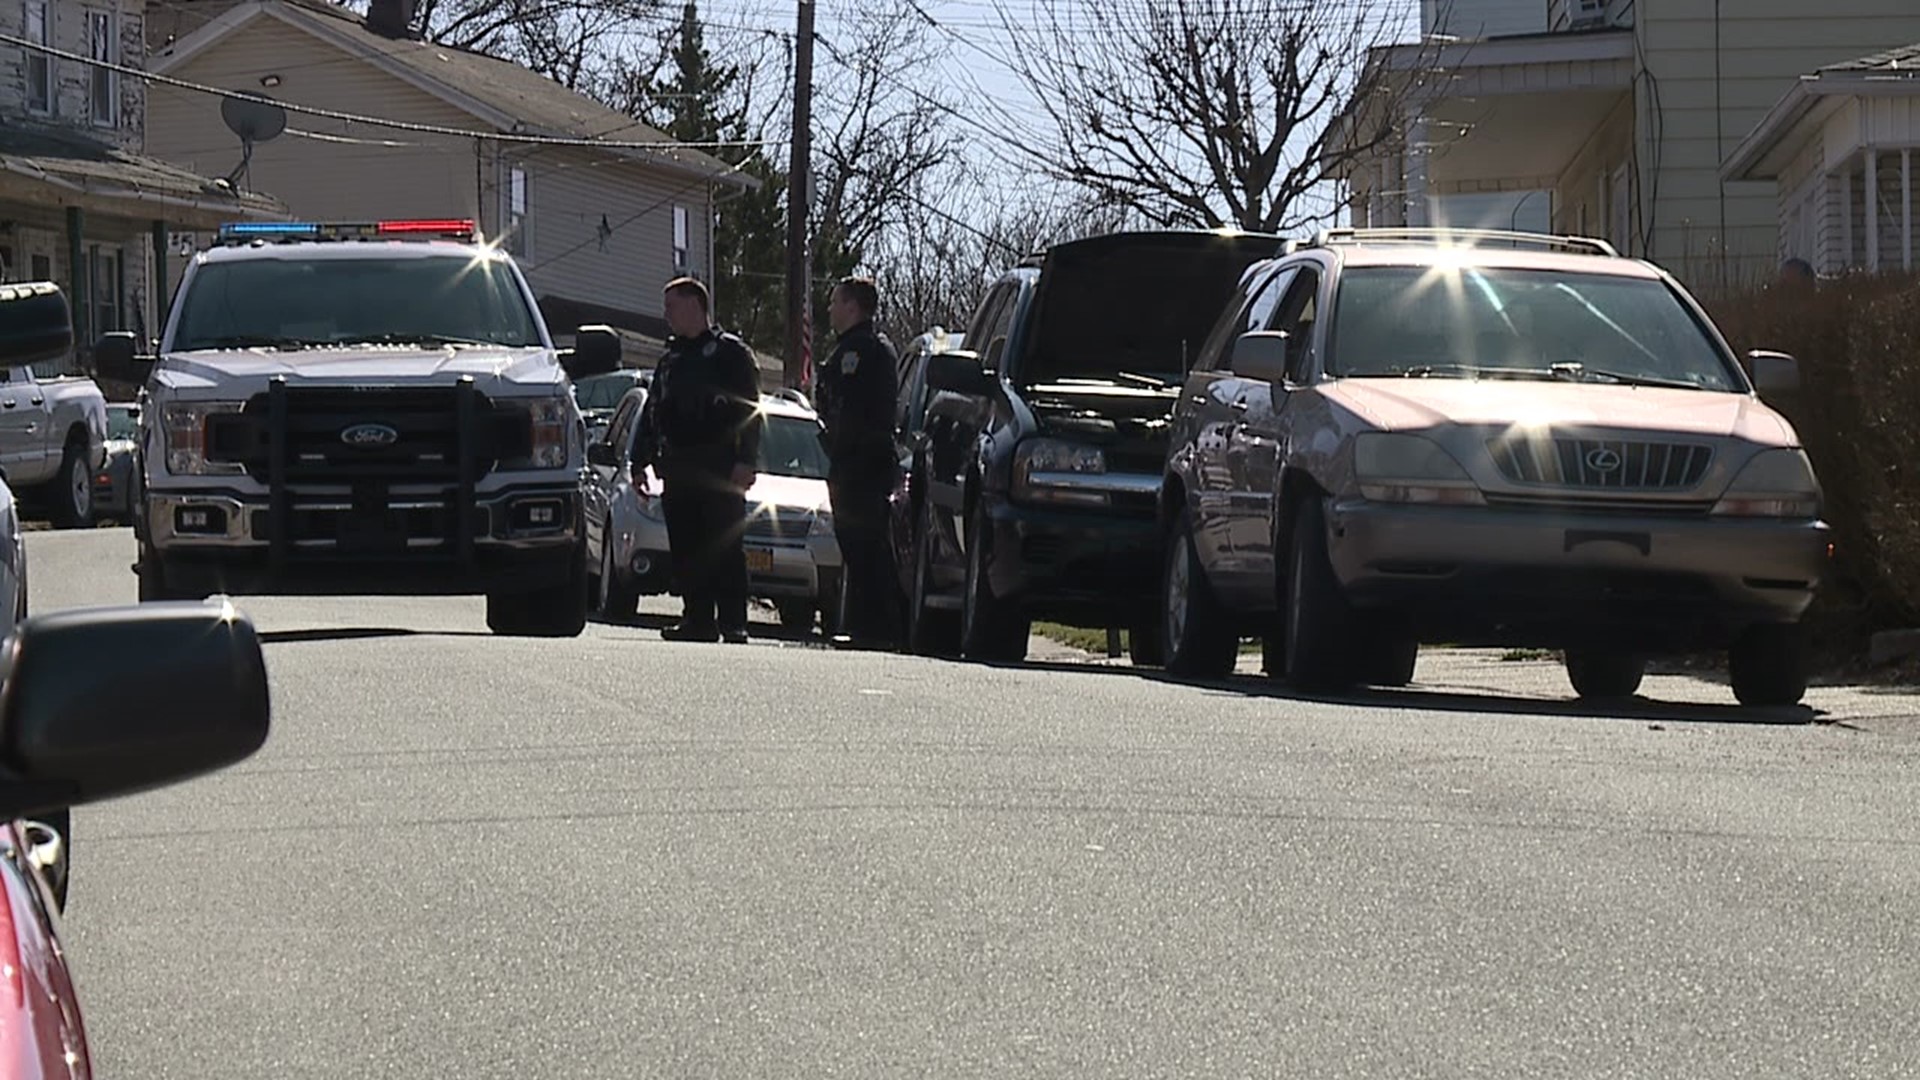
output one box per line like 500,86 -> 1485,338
222,94 -> 287,143
221,93 -> 287,190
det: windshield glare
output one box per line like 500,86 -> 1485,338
1329,266 -> 1741,392
758,414 -> 830,480
574,374 -> 640,411
170,255 -> 545,352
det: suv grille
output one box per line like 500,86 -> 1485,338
206,386 -> 531,483
1488,436 -> 1712,490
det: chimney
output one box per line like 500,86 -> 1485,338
365,0 -> 418,39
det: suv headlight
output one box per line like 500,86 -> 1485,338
161,401 -> 246,476
1013,438 -> 1109,506
1353,432 -> 1485,506
507,396 -> 573,470
1712,448 -> 1822,519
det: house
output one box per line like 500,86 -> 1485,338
0,0 -> 281,365
1334,0 -> 1920,295
141,0 -> 756,351
1722,43 -> 1920,278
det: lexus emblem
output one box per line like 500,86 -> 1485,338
1585,447 -> 1623,473
341,422 -> 400,448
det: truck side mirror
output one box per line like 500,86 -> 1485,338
562,325 -> 621,380
94,331 -> 155,383
925,350 -> 995,397
0,282 -> 74,367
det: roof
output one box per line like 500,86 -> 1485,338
152,0 -> 749,186
1724,41 -> 1920,181
0,122 -> 284,227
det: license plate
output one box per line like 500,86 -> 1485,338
745,548 -> 774,572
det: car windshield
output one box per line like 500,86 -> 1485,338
1328,266 -> 1741,392
170,255 -> 545,352
106,408 -> 139,439
574,374 -> 639,411
758,413 -> 830,479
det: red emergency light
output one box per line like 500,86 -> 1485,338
376,218 -> 476,237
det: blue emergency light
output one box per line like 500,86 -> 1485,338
216,219 -> 478,242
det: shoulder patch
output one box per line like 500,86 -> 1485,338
840,349 -> 860,375
701,340 -> 717,357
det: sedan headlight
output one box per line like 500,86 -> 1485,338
161,401 -> 246,476
1013,437 -> 1109,507
1712,448 -> 1822,519
1352,432 -> 1485,506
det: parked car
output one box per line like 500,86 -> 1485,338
573,368 -> 649,440
1158,226 -> 1830,706
899,230 -> 1283,662
93,401 -> 141,523
885,328 -> 963,608
0,276 -> 273,1076
0,283 -> 107,529
586,390 -> 843,633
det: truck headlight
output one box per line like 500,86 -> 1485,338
1353,432 -> 1485,506
1013,438 -> 1109,507
507,396 -> 573,470
809,507 -> 834,538
1712,448 -> 1822,519
161,401 -> 246,476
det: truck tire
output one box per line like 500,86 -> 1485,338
1729,623 -> 1809,707
49,435 -> 94,529
1161,508 -> 1238,678
488,546 -> 589,637
960,501 -> 1029,663
1564,650 -> 1646,700
1284,498 -> 1359,692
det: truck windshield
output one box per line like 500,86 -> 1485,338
1328,266 -> 1741,392
170,254 -> 545,352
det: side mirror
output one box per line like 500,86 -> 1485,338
925,350 -> 995,397
1749,349 -> 1801,394
0,603 -> 271,822
0,282 -> 74,367
94,330 -> 156,383
1229,331 -> 1291,383
586,441 -> 618,467
562,325 -> 621,380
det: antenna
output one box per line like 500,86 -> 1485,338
221,94 -> 288,190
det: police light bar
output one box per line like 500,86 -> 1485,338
217,219 -> 477,242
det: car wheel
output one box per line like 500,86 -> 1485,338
907,501 -> 960,657
1564,649 -> 1647,700
1360,628 -> 1420,688
1128,612 -> 1164,668
777,599 -> 816,633
1162,509 -> 1238,678
1729,623 -> 1810,707
596,535 -> 638,621
1284,497 -> 1359,692
50,437 -> 93,529
960,501 -> 1029,663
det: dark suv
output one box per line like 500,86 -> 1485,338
898,230 -> 1283,661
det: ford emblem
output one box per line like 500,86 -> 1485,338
341,422 -> 400,448
1585,447 -> 1623,473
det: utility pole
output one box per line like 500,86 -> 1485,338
784,0 -> 815,391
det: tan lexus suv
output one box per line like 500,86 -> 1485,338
1158,227 -> 1829,707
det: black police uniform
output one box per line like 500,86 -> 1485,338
817,318 -> 901,644
634,326 -> 763,637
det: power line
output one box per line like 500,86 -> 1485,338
0,31 -> 777,157
520,156 -> 758,273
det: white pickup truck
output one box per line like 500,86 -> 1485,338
0,318 -> 107,528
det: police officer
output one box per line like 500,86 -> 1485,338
633,277 -> 763,643
816,276 -> 901,649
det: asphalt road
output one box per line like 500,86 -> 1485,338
28,527 -> 1920,1079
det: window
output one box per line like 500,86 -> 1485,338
88,10 -> 116,127
756,415 -> 831,479
24,0 -> 52,114
1265,269 -> 1321,383
506,165 -> 529,255
89,245 -> 121,334
1194,265 -> 1292,373
30,255 -> 50,282
672,205 -> 690,270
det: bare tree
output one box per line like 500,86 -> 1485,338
406,0 -> 665,88
995,0 -> 1422,233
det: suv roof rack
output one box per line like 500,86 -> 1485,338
1307,227 -> 1619,258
